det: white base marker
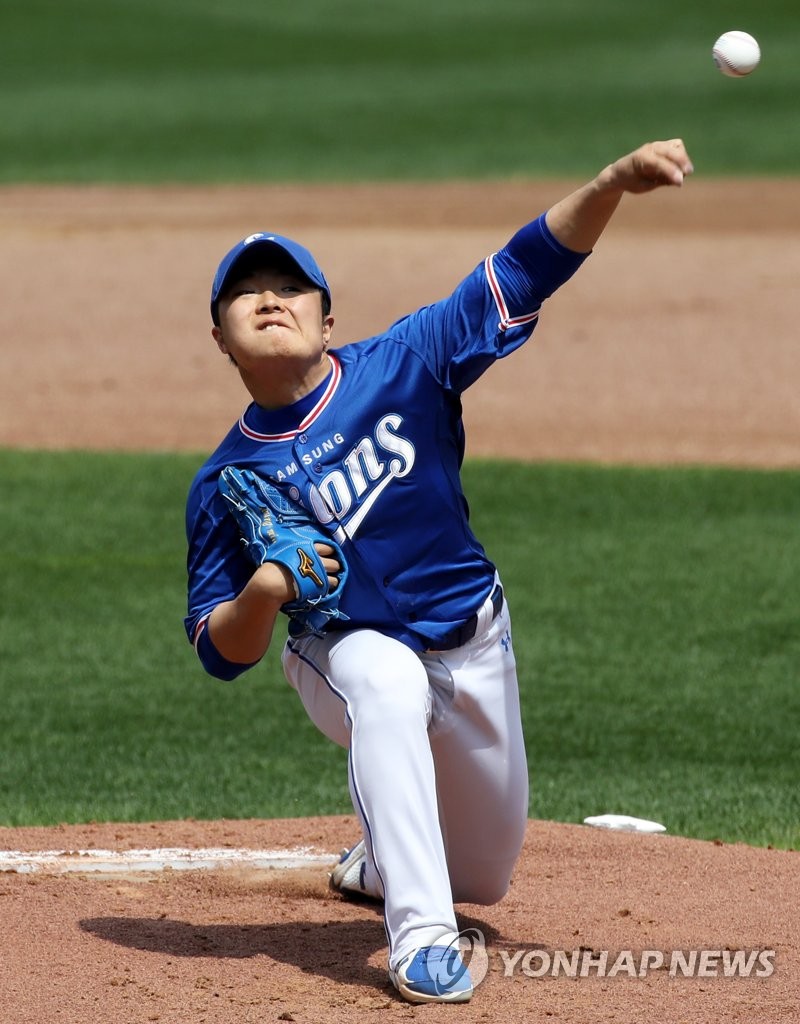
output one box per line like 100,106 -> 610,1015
583,814 -> 667,834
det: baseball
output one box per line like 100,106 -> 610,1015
712,30 -> 761,77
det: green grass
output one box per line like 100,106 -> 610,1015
470,464 -> 800,849
0,450 -> 350,824
0,0 -> 798,181
1,450 -> 798,848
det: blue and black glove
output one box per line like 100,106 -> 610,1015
217,466 -> 348,638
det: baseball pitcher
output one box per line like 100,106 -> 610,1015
184,140 -> 694,1004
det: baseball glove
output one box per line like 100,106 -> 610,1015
217,466 -> 348,638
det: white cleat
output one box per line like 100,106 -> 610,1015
329,840 -> 381,900
389,945 -> 474,1004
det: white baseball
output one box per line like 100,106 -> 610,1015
712,31 -> 761,77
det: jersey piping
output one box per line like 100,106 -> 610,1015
484,253 -> 541,332
237,353 -> 343,443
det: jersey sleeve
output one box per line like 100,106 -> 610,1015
389,213 -> 589,393
184,475 -> 261,680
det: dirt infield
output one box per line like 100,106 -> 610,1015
1,816 -> 797,1023
1,180 -> 799,1022
2,178 -> 800,464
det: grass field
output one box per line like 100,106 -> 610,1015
1,0 -> 798,181
1,450 -> 797,848
1,0 -> 796,850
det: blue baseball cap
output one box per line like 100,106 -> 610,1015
210,232 -> 331,325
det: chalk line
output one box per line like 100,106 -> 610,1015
0,846 -> 335,876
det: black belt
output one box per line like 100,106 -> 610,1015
429,583 -> 504,651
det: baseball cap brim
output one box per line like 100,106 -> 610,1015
210,232 -> 331,324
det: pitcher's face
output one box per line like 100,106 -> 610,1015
213,266 -> 333,372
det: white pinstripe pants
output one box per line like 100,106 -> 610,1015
281,593 -> 528,970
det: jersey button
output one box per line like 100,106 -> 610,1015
298,433 -> 309,443
313,462 -> 323,473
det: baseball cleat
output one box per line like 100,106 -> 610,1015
389,945 -> 474,1004
329,839 -> 381,901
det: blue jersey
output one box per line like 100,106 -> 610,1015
185,214 -> 587,671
